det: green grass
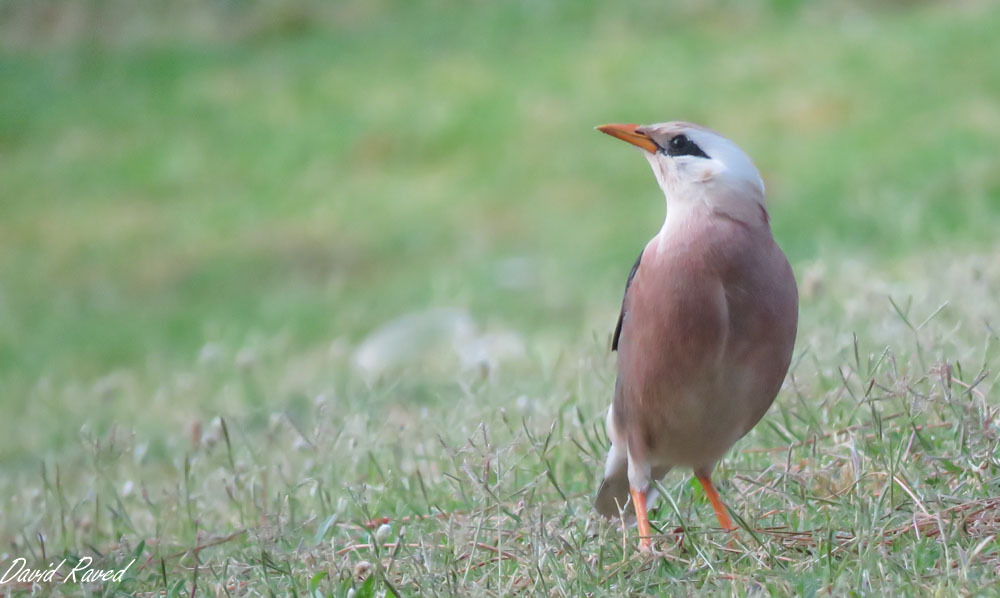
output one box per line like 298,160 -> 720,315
1,0 -> 999,594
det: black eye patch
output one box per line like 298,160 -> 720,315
663,134 -> 710,159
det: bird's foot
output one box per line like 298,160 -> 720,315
635,536 -> 677,559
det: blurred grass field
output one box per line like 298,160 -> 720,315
1,0 -> 1000,594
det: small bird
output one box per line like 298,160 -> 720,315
593,122 -> 798,551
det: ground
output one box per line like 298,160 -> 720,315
1,0 -> 999,595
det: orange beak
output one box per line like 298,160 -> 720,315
596,123 -> 659,153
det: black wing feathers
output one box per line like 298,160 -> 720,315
611,250 -> 643,352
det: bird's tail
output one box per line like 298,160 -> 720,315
595,455 -> 635,521
594,443 -> 667,523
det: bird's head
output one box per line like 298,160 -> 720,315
597,121 -> 767,222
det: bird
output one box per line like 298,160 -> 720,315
593,121 -> 798,551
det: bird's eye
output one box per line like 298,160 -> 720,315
664,134 -> 710,159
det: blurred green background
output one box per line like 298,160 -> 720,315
1,0 -> 999,457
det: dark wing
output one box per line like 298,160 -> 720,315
611,250 -> 643,352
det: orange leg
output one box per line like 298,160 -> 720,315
695,472 -> 737,531
629,487 -> 653,551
